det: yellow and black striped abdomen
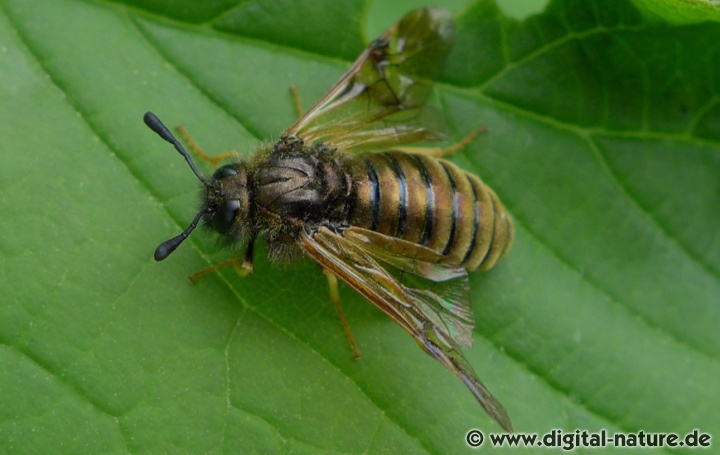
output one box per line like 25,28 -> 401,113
349,151 -> 513,271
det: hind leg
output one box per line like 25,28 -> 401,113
323,268 -> 361,360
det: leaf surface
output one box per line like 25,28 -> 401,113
0,0 -> 718,453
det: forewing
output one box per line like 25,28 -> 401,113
300,226 -> 513,432
284,7 -> 454,152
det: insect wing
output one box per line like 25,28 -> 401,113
341,227 -> 475,347
300,226 -> 513,432
284,7 -> 454,152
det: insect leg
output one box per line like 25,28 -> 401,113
323,268 -> 361,359
394,126 -> 486,158
440,126 -> 486,156
176,124 -> 237,167
289,86 -> 304,118
188,238 -> 255,283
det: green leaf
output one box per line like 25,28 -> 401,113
0,0 -> 718,453
630,0 -> 720,24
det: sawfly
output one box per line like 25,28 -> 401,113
145,7 -> 515,431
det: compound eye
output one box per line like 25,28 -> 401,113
212,164 -> 240,180
212,199 -> 240,234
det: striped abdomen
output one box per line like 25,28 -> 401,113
348,151 -> 513,271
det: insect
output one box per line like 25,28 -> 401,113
144,7 -> 514,431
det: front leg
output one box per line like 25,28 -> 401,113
188,237 -> 255,283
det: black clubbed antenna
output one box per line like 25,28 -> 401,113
143,111 -> 210,187
153,210 -> 205,261
144,111 -> 210,261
